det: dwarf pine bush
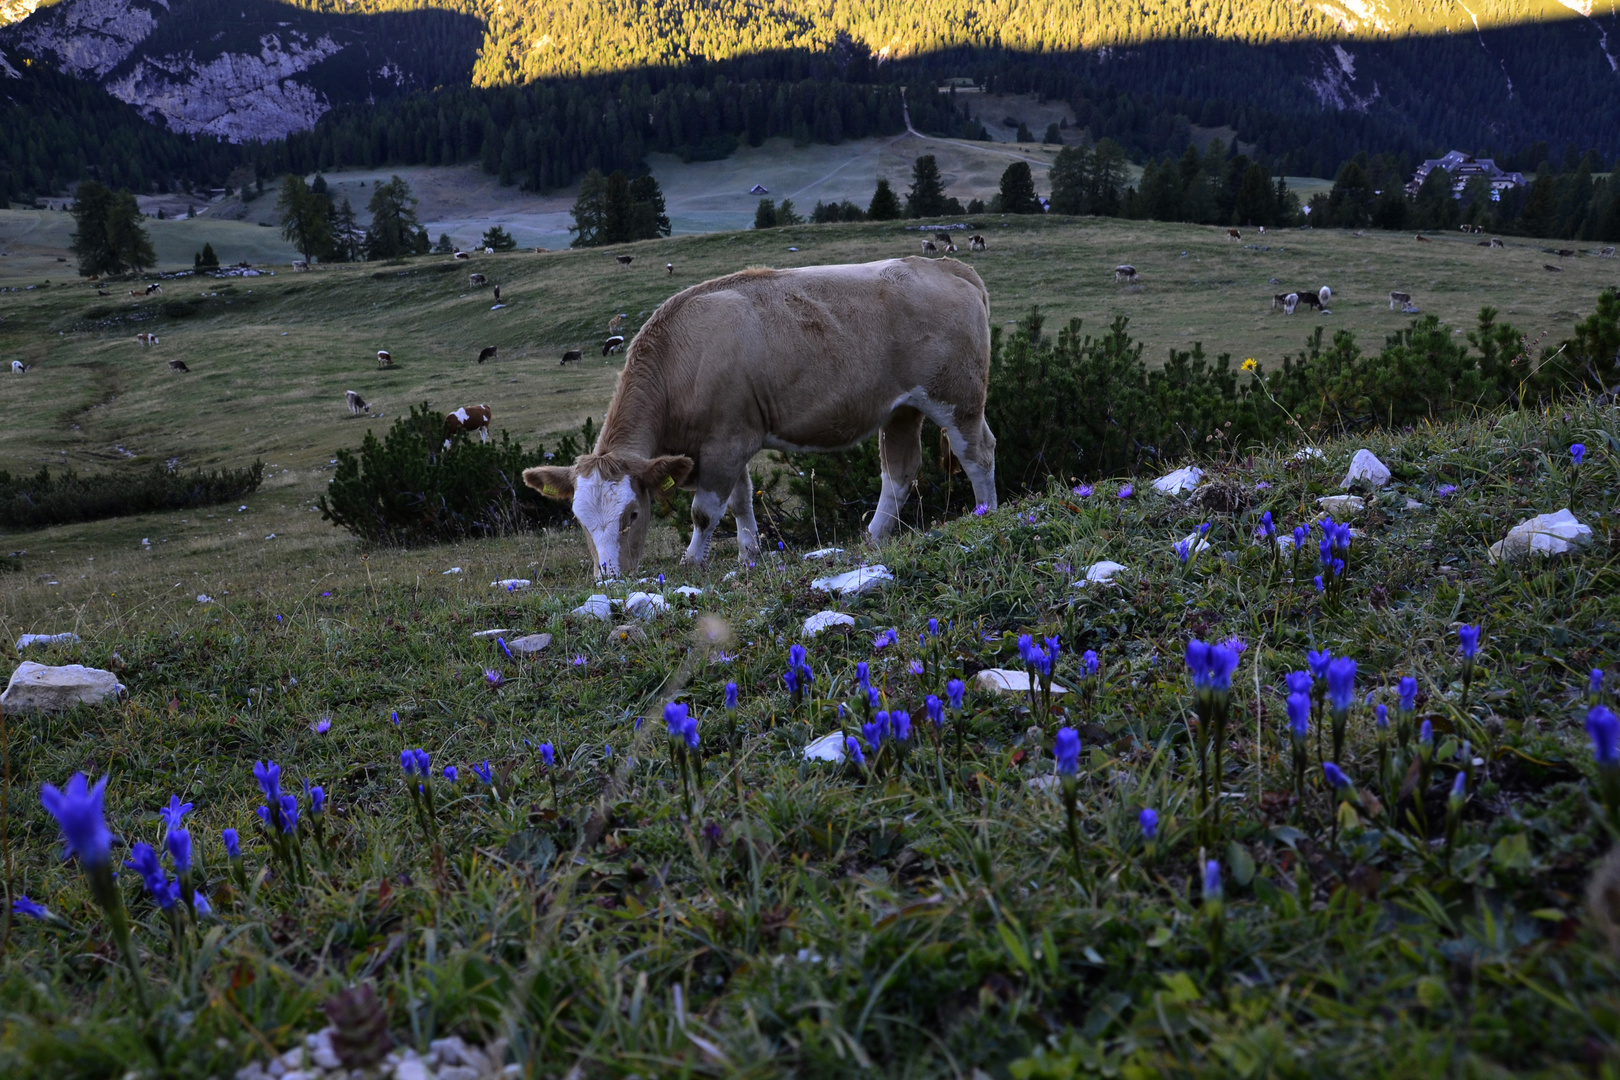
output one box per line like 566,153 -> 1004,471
0,460 -> 264,529
318,404 -> 591,544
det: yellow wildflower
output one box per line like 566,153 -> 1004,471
1241,358 -> 1258,372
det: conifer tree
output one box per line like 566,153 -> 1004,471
998,162 -> 1043,214
906,155 -> 948,218
868,178 -> 901,220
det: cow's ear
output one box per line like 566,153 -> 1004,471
635,455 -> 694,494
523,466 -> 576,500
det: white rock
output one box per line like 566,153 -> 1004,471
1075,560 -> 1128,586
810,565 -> 892,595
803,732 -> 849,762
235,1064 -> 270,1080
309,1029 -> 341,1071
1488,508 -> 1593,560
470,629 -> 516,639
572,595 -> 612,621
438,1069 -> 478,1080
2,661 -> 126,712
1293,447 -> 1325,462
265,1060 -> 286,1079
393,1059 -> 431,1080
975,669 -> 1070,694
1342,448 -> 1392,488
1317,495 -> 1365,515
803,611 -> 855,636
1151,466 -> 1203,495
279,1072 -> 310,1080
673,585 -> 704,597
15,632 -> 80,650
1176,531 -> 1212,555
491,579 -> 531,590
430,1037 -> 470,1066
508,633 -> 552,654
443,567 -> 463,574
801,547 -> 845,560
624,592 -> 667,620
1404,498 -> 1425,510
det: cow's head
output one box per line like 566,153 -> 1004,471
525,453 -> 693,580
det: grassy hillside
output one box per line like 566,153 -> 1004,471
2,381 -> 1619,1075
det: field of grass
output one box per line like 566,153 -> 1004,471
2,376 -> 1620,1075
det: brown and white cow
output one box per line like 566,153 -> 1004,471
607,313 -> 627,334
1388,291 -> 1412,310
523,257 -> 997,579
1226,229 -> 1241,241
922,240 -> 938,254
444,405 -> 491,447
968,235 -> 986,251
377,349 -> 393,367
346,390 -> 370,415
134,332 -> 159,346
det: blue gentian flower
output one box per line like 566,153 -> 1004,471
665,702 -> 690,738
893,711 -> 912,742
1287,693 -> 1310,737
39,773 -> 112,867
1313,575 -> 1325,593
1592,669 -> 1605,697
1256,511 -> 1274,539
497,637 -> 513,659
725,682 -> 738,709
682,716 -> 700,749
252,760 -> 282,803
1203,860 -> 1222,901
946,678 -> 965,710
1306,649 -> 1332,679
1286,670 -> 1312,696
1458,625 -> 1480,659
875,629 -> 898,650
845,736 -> 866,766
391,711 -> 400,726
1326,657 -> 1356,710
1293,525 -> 1307,549
278,794 -> 299,834
789,644 -> 808,672
1322,762 -> 1352,789
1174,539 -> 1192,563
222,828 -> 241,858
158,794 -> 193,837
400,749 -> 415,773
413,749 -> 431,777
1450,772 -> 1467,802
538,742 -> 555,767
192,891 -> 212,916
126,843 -> 176,908
1419,720 -> 1434,747
305,780 -> 325,815
1588,706 -> 1620,766
443,766 -> 458,782
856,661 -> 870,689
1571,443 -> 1586,465
1017,634 -> 1035,663
1399,676 -> 1417,712
909,660 -> 925,676
166,828 -> 192,873
863,717 -> 883,750
782,669 -> 798,694
1053,727 -> 1081,775
866,686 -> 881,711
927,618 -> 939,637
13,896 -> 48,920
925,695 -> 943,727
1082,650 -> 1099,675
1139,808 -> 1158,840
473,761 -> 494,785
1375,704 -> 1389,730
1186,639 -> 1240,692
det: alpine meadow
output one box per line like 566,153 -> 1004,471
5,0 -> 1620,1078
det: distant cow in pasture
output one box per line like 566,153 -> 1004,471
469,273 -> 488,286
1317,286 -> 1332,312
345,390 -> 369,415
534,247 -> 549,253
444,405 -> 491,447
97,290 -> 109,296
145,284 -> 162,295
454,251 -> 471,260
603,335 -> 625,356
1389,291 -> 1412,310
1490,237 -> 1505,248
922,240 -> 938,254
1272,293 -> 1292,312
968,235 -> 986,251
521,256 -> 997,579
1282,292 -> 1300,315
127,289 -> 143,298
377,349 -> 393,368
1114,265 -> 1138,282
607,313 -> 627,334
477,346 -> 497,364
1415,234 -> 1432,242
1599,246 -> 1616,258
484,247 -> 494,255
134,332 -> 159,346
168,358 -> 189,372
292,260 -> 309,272
11,360 -> 28,373
1258,226 -> 1266,235
1554,248 -> 1576,258
493,285 -> 501,302
616,255 -> 634,268
1226,229 -> 1241,241
561,349 -> 583,366
667,262 -> 675,275
1544,264 -> 1563,272
934,233 -> 953,246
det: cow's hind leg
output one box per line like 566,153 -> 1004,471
870,407 -> 925,541
727,469 -> 761,561
683,483 -> 731,566
946,414 -> 998,513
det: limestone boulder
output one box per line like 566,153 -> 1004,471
3,661 -> 125,712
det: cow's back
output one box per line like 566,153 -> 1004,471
614,258 -> 990,456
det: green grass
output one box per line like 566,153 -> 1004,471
2,391 -> 1619,1077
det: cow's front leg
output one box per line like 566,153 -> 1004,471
683,486 -> 728,565
728,470 -> 760,562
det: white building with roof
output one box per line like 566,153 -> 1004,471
1406,151 -> 1526,201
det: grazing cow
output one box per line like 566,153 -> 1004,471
561,349 -> 584,366
1227,229 -> 1241,241
377,349 -> 393,367
934,232 -> 953,246
1490,237 -> 1504,248
667,262 -> 675,275
454,251 -> 470,260
484,247 -> 494,255
1415,234 -> 1432,242
1272,293 -> 1292,312
11,360 -> 27,373
477,346 -> 497,364
922,240 -> 938,254
469,273 -> 488,287
968,235 -> 986,251
1388,291 -> 1412,310
1600,246 -> 1616,258
1258,225 -> 1266,236
1544,264 -> 1563,272
1283,293 -> 1300,315
522,257 -> 997,579
444,405 -> 491,447
493,285 -> 501,302
127,289 -> 143,298
607,313 -> 627,334
1318,286 -> 1332,312
97,290 -> 109,296
134,333 -> 159,346
534,247 -> 549,253
603,335 -> 625,356
616,255 -> 634,268
1114,265 -> 1138,282
145,284 -> 162,295
1477,240 -> 1491,246
292,260 -> 309,272
345,390 -> 369,415
946,242 -> 959,253
1554,248 -> 1575,258
168,358 -> 189,372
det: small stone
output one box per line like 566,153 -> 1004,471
393,1059 -> 432,1080
609,623 -> 647,645
624,592 -> 667,620
1150,466 -> 1203,495
1074,560 -> 1127,586
2,661 -> 126,712
430,1037 -> 469,1066
803,610 -> 855,636
310,1029 -> 341,1071
14,632 -> 81,650
801,547 -> 844,560
810,565 -> 892,595
673,585 -> 703,597
1341,448 -> 1392,488
438,1068 -> 479,1080
280,1047 -> 309,1070
802,732 -> 847,762
507,633 -> 552,654
490,579 -> 531,591
469,629 -> 516,639
1489,508 -> 1593,560
1316,495 -> 1365,515
975,669 -> 1070,694
266,1060 -> 286,1078
281,1072 -> 310,1080
571,594 -> 612,621
235,1064 -> 270,1080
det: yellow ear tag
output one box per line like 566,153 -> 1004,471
542,484 -> 558,497
661,475 -> 676,491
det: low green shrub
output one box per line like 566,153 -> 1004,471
319,404 -> 593,544
0,460 -> 264,529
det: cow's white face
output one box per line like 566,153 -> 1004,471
571,471 -> 645,580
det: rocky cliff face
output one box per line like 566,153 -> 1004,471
0,0 -> 481,141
